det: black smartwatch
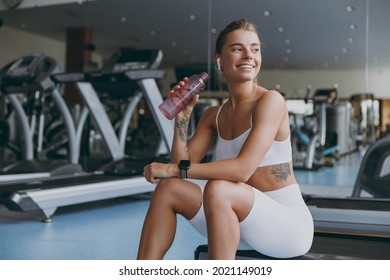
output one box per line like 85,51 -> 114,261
178,160 -> 191,179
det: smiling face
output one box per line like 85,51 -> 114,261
217,29 -> 262,83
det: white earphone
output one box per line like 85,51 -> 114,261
216,58 -> 221,71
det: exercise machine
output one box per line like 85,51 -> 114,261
351,135 -> 390,198
0,50 -> 173,222
0,53 -> 83,182
195,194 -> 390,260
195,136 -> 390,259
350,93 -> 377,146
302,135 -> 390,258
290,88 -> 346,170
73,49 -> 165,170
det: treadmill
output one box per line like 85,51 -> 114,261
196,137 -> 390,260
0,53 -> 83,182
303,196 -> 390,259
301,138 -> 390,259
195,199 -> 390,260
0,50 -> 174,222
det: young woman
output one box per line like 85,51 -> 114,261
138,19 -> 314,260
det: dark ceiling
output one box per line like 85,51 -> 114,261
1,0 -> 389,70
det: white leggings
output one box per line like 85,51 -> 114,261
188,181 -> 314,258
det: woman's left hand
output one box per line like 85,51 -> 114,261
143,162 -> 178,184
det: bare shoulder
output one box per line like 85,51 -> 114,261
255,89 -> 286,110
258,89 -> 285,102
197,105 -> 220,128
201,105 -> 220,118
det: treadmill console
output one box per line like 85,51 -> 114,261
4,53 -> 46,83
0,53 -> 61,92
102,49 -> 163,73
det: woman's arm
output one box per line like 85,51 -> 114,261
143,105 -> 217,183
186,91 -> 288,182
144,91 -> 288,183
171,100 -> 217,163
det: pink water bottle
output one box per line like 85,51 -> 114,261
159,71 -> 209,120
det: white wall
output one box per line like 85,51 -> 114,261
0,26 -> 66,69
259,68 -> 390,99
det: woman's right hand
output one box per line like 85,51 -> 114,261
170,77 -> 199,120
177,94 -> 199,120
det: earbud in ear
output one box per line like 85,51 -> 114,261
216,58 -> 221,71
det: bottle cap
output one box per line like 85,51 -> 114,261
199,71 -> 209,83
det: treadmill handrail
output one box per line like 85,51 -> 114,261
76,82 -> 123,161
125,70 -> 165,80
51,69 -> 165,84
51,72 -> 85,83
303,194 -> 390,211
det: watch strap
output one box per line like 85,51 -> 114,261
178,160 -> 190,179
180,169 -> 188,179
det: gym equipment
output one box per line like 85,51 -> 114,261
195,245 -> 320,260
196,136 -> 390,260
0,53 -> 83,182
0,50 -> 174,221
325,102 -> 356,156
289,103 -> 326,170
352,135 -> 390,198
303,136 -> 390,258
195,214 -> 390,260
74,49 -> 165,171
350,93 -> 377,146
306,198 -> 389,259
290,88 -> 345,170
195,195 -> 390,260
0,94 -> 11,153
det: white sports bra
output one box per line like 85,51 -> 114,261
214,104 -> 292,167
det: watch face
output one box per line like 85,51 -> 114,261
179,160 -> 190,179
179,160 -> 190,169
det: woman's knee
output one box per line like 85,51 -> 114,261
203,180 -> 231,207
151,178 -> 181,202
204,180 -> 254,222
152,178 -> 203,218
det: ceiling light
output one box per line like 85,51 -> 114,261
342,48 -> 348,53
150,30 -> 156,36
348,37 -> 354,43
120,17 -> 127,23
183,49 -> 189,55
349,24 -> 356,30
189,15 -> 196,20
264,11 -> 271,16
346,6 -> 355,12
284,39 -> 291,45
286,48 -> 292,54
334,56 -> 340,61
211,28 -> 217,34
278,27 -> 284,33
171,41 -> 177,47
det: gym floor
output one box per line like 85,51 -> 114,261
0,152 -> 362,260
